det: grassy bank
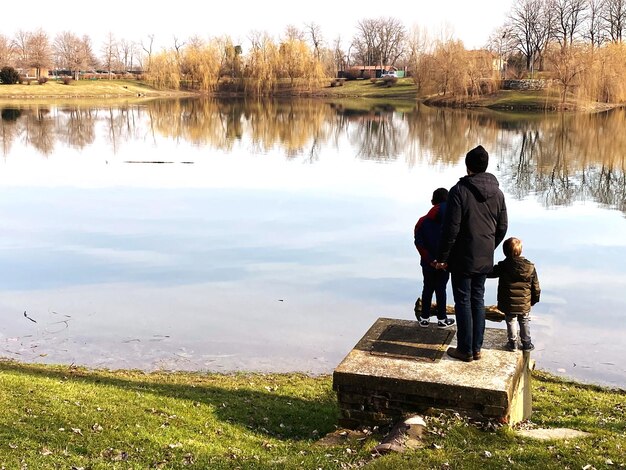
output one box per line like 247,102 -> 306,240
0,77 -> 620,112
0,360 -> 623,469
0,79 -> 192,100
313,78 -> 419,101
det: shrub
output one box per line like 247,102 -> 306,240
0,66 -> 20,85
38,76 -> 48,85
62,76 -> 72,85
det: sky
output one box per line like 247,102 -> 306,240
3,0 -> 514,53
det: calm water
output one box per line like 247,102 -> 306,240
0,99 -> 625,389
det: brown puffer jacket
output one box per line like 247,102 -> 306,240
488,256 -> 540,315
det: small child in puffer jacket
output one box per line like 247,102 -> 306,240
488,237 -> 540,351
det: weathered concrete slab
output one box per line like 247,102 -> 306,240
333,317 -> 532,428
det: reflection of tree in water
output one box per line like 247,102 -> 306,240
329,104 -> 406,162
0,108 -> 22,155
105,105 -> 145,154
497,109 -> 626,213
240,99 -> 330,162
404,105 -> 501,167
2,100 -> 624,212
148,98 -> 330,162
1,108 -> 22,121
57,107 -> 97,149
22,107 -> 55,156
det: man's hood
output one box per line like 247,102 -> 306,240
459,172 -> 500,203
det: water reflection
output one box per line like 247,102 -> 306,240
2,100 -> 624,213
0,99 -> 625,388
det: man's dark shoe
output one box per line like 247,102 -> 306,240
521,342 -> 535,351
473,351 -> 482,360
447,347 -> 473,362
505,340 -> 518,351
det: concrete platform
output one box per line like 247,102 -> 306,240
333,317 -> 532,428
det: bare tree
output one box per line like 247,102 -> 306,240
101,32 -> 119,78
53,32 -> 94,79
486,24 -> 517,78
0,34 -> 15,66
141,34 -> 155,72
352,17 -> 406,69
352,18 -> 380,66
173,36 -> 186,58
332,36 -> 346,75
305,22 -> 324,60
602,0 -> 626,41
585,0 -> 608,46
509,0 -> 554,73
546,45 -> 585,103
535,1 -> 557,69
26,29 -> 51,78
552,0 -> 589,47
283,25 -> 305,41
12,30 -> 30,72
377,17 -> 407,67
406,24 -> 432,90
118,39 -> 138,72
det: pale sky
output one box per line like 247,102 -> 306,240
3,0 -> 514,53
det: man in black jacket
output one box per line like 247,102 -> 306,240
433,145 -> 508,362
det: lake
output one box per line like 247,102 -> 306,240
0,98 -> 624,389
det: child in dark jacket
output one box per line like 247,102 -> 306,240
488,237 -> 540,351
414,188 -> 455,329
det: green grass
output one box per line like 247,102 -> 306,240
0,361 -> 623,469
1,77 -> 614,112
0,79 -> 186,100
315,78 -> 420,100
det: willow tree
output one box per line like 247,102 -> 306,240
214,35 -> 243,83
146,50 -> 180,90
279,37 -> 308,86
592,43 -> 626,102
182,40 -> 221,92
245,32 -> 279,95
431,39 -> 467,97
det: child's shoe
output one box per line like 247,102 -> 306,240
521,342 -> 535,351
505,340 -> 518,351
437,318 -> 455,329
418,317 -> 430,328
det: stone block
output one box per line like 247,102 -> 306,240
333,317 -> 532,427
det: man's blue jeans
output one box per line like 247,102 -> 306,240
451,273 -> 487,355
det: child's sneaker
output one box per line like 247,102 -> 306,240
437,318 -> 455,329
506,340 -> 518,351
521,342 -> 535,351
418,317 -> 430,328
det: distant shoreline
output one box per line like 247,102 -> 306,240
1,78 -> 622,112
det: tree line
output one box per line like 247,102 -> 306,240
1,5 -> 626,102
486,0 -> 626,103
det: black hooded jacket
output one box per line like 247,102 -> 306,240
437,172 -> 508,275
